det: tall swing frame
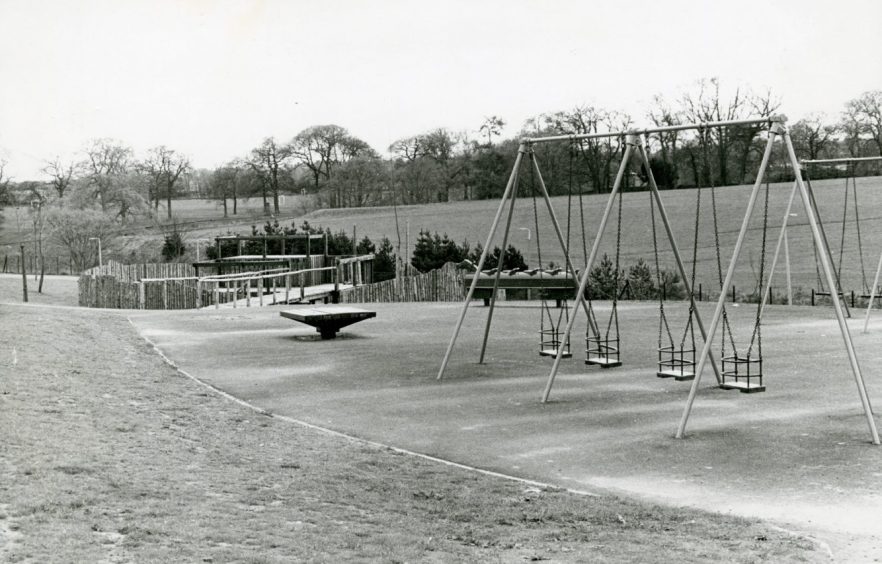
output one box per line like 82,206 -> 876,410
438,130 -> 725,391
676,119 -> 879,444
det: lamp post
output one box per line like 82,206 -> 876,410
195,239 -> 210,262
89,237 -> 102,268
517,227 -> 531,240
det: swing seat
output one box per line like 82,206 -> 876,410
585,337 -> 621,368
540,348 -> 573,359
721,354 -> 765,393
657,345 -> 695,381
586,357 -> 622,368
657,368 -> 695,381
719,380 -> 766,393
539,329 -> 571,359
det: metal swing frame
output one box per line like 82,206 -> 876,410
540,131 -> 725,400
436,145 -> 596,378
437,128 -> 724,392
677,118 -> 879,444
436,116 -> 879,445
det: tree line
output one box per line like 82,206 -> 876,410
2,80 -> 881,220
1,80 -> 881,273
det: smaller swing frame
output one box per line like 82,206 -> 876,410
657,344 -> 695,381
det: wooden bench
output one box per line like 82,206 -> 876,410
280,306 -> 376,339
464,271 -> 578,306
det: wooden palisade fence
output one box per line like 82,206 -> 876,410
339,262 -> 464,303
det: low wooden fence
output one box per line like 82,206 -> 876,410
339,262 -> 464,303
78,261 -> 199,309
78,256 -> 376,310
3,254 -> 81,276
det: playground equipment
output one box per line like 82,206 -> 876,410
527,155 -> 573,358
800,157 -> 882,331
675,119 -> 878,443
650,186 -> 697,380
438,128 -> 723,388
280,306 -> 376,339
438,115 -> 879,445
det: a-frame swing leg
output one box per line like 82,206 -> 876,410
635,137 -> 722,385
784,133 -> 878,443
805,177 -> 852,318
478,153 -> 522,364
437,146 -> 526,380
863,248 -> 882,334
676,123 -> 780,439
759,181 -> 799,315
542,137 -> 636,402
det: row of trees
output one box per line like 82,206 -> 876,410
207,85 -> 882,209
2,83 -> 880,220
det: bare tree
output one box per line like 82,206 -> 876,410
790,114 -> 838,160
139,146 -> 191,219
388,136 -> 425,162
843,90 -> 882,156
479,116 -> 506,147
248,137 -> 292,214
290,125 -> 376,207
42,157 -> 76,198
680,78 -> 746,185
81,139 -> 131,212
209,162 -> 244,217
541,106 -> 632,192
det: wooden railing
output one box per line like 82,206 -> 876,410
79,256 -> 375,310
197,266 -> 339,309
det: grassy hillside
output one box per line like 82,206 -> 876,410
4,176 -> 882,297
188,176 -> 882,298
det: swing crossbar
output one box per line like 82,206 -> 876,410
586,336 -> 621,368
720,354 -> 765,393
657,345 -> 696,381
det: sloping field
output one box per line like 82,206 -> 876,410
4,176 -> 881,296
299,176 -> 882,298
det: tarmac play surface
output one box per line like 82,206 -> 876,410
130,300 -> 882,556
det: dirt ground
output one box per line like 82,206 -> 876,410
1,275 -> 832,562
130,299 -> 882,562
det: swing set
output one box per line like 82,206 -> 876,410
799,157 -> 882,328
436,116 -> 880,445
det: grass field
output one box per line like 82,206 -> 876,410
3,176 -> 882,298
200,175 -> 882,300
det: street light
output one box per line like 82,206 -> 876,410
89,237 -> 102,268
195,238 -> 211,262
517,227 -> 531,240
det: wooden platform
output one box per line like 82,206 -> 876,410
280,306 -> 376,339
464,272 -> 577,306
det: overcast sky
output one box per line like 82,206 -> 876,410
1,0 -> 880,180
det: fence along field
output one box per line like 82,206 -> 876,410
13,174 -> 882,308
